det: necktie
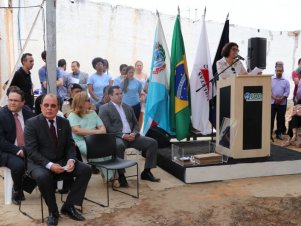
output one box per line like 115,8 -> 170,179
49,120 -> 58,147
14,113 -> 25,148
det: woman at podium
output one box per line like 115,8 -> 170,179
216,42 -> 247,79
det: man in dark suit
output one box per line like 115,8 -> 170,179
0,87 -> 34,204
24,94 -> 92,226
99,86 -> 160,187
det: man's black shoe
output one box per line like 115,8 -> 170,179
47,212 -> 59,226
118,176 -> 129,188
12,188 -> 23,205
57,188 -> 69,194
91,165 -> 100,174
61,205 -> 85,221
276,134 -> 283,140
141,171 -> 160,182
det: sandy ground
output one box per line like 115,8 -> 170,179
1,103 -> 301,226
2,149 -> 301,226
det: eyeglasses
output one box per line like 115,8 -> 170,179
43,104 -> 57,108
85,98 -> 90,102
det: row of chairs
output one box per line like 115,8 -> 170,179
17,133 -> 140,222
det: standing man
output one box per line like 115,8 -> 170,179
38,51 -> 63,97
24,94 -> 92,226
57,59 -> 69,101
0,87 -> 34,204
271,63 -> 290,141
10,53 -> 34,110
99,86 -> 160,188
69,61 -> 89,90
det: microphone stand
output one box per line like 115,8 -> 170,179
195,58 -> 240,142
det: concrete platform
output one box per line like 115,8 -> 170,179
157,141 -> 301,183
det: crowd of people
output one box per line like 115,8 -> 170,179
0,51 -> 156,226
2,43 -> 301,225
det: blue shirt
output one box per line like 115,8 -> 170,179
120,78 -> 142,106
113,76 -> 123,87
87,73 -> 112,103
38,66 -> 62,96
271,75 -> 290,105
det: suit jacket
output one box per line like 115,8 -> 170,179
67,71 -> 89,90
98,102 -> 139,138
0,106 -> 34,165
24,114 -> 76,172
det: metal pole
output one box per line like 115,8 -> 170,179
46,0 -> 56,94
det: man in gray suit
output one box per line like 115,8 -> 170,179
61,61 -> 89,100
24,94 -> 91,226
99,86 -> 160,187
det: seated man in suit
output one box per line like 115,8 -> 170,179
0,86 -> 34,204
99,85 -> 160,187
24,94 -> 92,226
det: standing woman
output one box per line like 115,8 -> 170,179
134,60 -> 148,129
87,57 -> 113,111
120,66 -> 143,121
216,42 -> 247,79
67,92 -> 118,185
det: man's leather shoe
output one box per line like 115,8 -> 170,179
91,165 -> 100,174
57,188 -> 69,194
276,134 -> 283,140
47,212 -> 59,226
118,176 -> 129,188
141,171 -> 160,182
12,188 -> 23,205
61,205 -> 85,221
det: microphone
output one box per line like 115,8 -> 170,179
237,55 -> 245,61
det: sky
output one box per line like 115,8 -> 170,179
98,0 -> 301,31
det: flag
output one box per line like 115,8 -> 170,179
170,14 -> 191,140
209,17 -> 229,128
190,15 -> 213,134
143,13 -> 171,135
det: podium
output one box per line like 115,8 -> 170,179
215,75 -> 272,159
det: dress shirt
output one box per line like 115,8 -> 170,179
271,75 -> 290,105
111,101 -> 131,134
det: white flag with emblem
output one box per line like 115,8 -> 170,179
190,15 -> 213,134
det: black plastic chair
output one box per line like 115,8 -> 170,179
84,133 -> 139,207
19,150 -> 67,222
18,149 -> 44,222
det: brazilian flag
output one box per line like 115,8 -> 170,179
170,14 -> 191,141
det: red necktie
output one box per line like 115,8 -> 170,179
14,113 -> 25,148
49,120 -> 58,147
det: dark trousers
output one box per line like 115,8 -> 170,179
30,161 -> 91,213
1,153 -> 25,192
131,103 -> 141,122
116,136 -> 158,174
271,104 -> 286,136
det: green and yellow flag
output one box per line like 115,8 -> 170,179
170,14 -> 191,140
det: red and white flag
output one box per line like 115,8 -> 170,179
190,15 -> 213,134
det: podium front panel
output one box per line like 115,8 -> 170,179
216,75 -> 271,159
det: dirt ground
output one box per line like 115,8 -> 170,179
1,104 -> 301,226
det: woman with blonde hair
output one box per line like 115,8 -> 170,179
67,91 -> 118,186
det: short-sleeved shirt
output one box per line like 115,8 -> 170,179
68,111 -> 103,155
87,73 -> 112,104
271,75 -> 290,105
38,66 -> 62,95
292,70 -> 300,98
113,76 -> 123,87
216,57 -> 247,79
120,78 -> 142,106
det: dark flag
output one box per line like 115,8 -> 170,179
209,18 -> 229,129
